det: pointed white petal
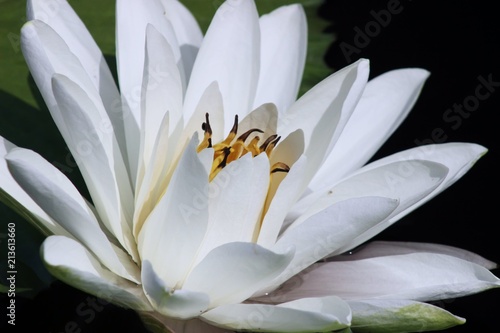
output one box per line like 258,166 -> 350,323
116,0 -> 185,125
263,253 -> 500,302
278,59 -> 369,154
331,240 -> 498,269
181,81 -> 225,149
253,4 -> 307,114
0,137 -> 67,236
159,0 -> 203,81
51,74 -> 138,262
41,235 -> 149,310
138,137 -> 209,287
238,103 -> 278,142
195,154 -> 269,261
261,196 -> 398,294
202,296 -> 351,332
26,0 -> 133,175
6,148 -> 139,282
358,142 -> 487,220
291,160 -> 449,254
183,0 -> 260,131
141,260 -> 209,319
140,24 -> 183,168
349,299 -> 465,333
184,242 -> 293,308
310,68 -> 430,189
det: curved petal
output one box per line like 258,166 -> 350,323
261,253 -> 500,303
183,0 -> 260,131
138,137 -> 209,288
141,261 -> 209,319
194,154 -> 270,261
6,148 -> 140,283
349,299 -> 465,333
184,242 -> 293,308
0,136 -> 66,236
116,0 -> 185,125
41,235 -> 150,311
253,4 -> 307,114
331,240 -> 498,269
51,74 -> 137,262
310,68 -> 430,189
280,59 -> 370,197
201,296 -> 351,332
290,160 -> 449,254
261,196 -> 398,294
26,0 -> 132,173
159,0 -> 203,81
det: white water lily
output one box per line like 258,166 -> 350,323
0,0 -> 498,332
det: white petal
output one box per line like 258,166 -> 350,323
116,0 -> 185,125
331,240 -> 498,269
138,137 -> 209,287
194,154 -> 269,262
141,260 -> 209,319
41,235 -> 150,310
262,196 -> 398,294
184,242 -> 293,308
51,74 -> 137,262
140,24 -> 183,170
6,148 -> 140,283
26,0 -> 132,174
264,253 -> 500,302
257,155 -> 308,248
0,136 -> 66,236
183,0 -> 260,131
278,59 -> 369,154
310,68 -> 430,189
279,59 -> 370,197
159,0 -> 203,81
349,299 -> 465,333
253,4 -> 307,114
290,160 -> 449,253
202,296 -> 351,332
238,103 -> 278,142
181,81 -> 225,148
358,142 -> 487,222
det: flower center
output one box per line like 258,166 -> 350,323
197,113 -> 290,181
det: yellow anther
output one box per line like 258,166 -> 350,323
246,136 -> 261,157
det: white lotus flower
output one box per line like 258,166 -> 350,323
1,0 -> 498,332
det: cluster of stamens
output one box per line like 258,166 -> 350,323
196,113 -> 290,181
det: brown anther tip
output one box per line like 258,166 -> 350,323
237,128 -> 264,142
260,134 -> 278,151
230,115 -> 239,134
202,113 -> 212,134
271,162 -> 290,174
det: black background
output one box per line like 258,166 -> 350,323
2,0 -> 499,332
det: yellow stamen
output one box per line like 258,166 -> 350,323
197,113 -> 290,181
